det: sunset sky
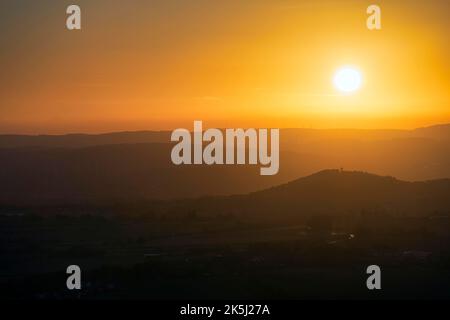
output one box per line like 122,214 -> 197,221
0,0 -> 449,134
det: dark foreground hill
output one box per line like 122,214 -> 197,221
178,170 -> 450,221
2,169 -> 450,300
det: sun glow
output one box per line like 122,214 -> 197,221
333,67 -> 362,93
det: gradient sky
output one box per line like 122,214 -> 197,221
0,0 -> 449,133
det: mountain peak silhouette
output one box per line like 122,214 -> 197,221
215,169 -> 450,219
257,169 -> 401,195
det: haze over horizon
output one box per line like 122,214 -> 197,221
1,122 -> 450,136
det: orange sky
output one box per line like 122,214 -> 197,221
0,0 -> 449,134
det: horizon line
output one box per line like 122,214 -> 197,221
1,122 -> 449,137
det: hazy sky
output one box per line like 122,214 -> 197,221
0,0 -> 449,133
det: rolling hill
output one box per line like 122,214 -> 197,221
181,170 -> 450,220
0,124 -> 449,205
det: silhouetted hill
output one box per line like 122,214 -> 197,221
412,124 -> 450,140
0,125 -> 449,205
186,170 -> 450,220
0,143 -> 305,205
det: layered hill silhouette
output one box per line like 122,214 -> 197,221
0,144 -> 302,205
1,124 -> 449,148
0,124 -> 449,205
179,170 -> 450,221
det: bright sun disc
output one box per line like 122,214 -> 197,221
333,67 -> 362,93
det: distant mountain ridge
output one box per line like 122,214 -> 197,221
0,124 -> 449,148
0,131 -> 170,149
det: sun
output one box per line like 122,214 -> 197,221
333,67 -> 362,93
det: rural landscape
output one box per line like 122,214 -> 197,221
1,125 -> 449,299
